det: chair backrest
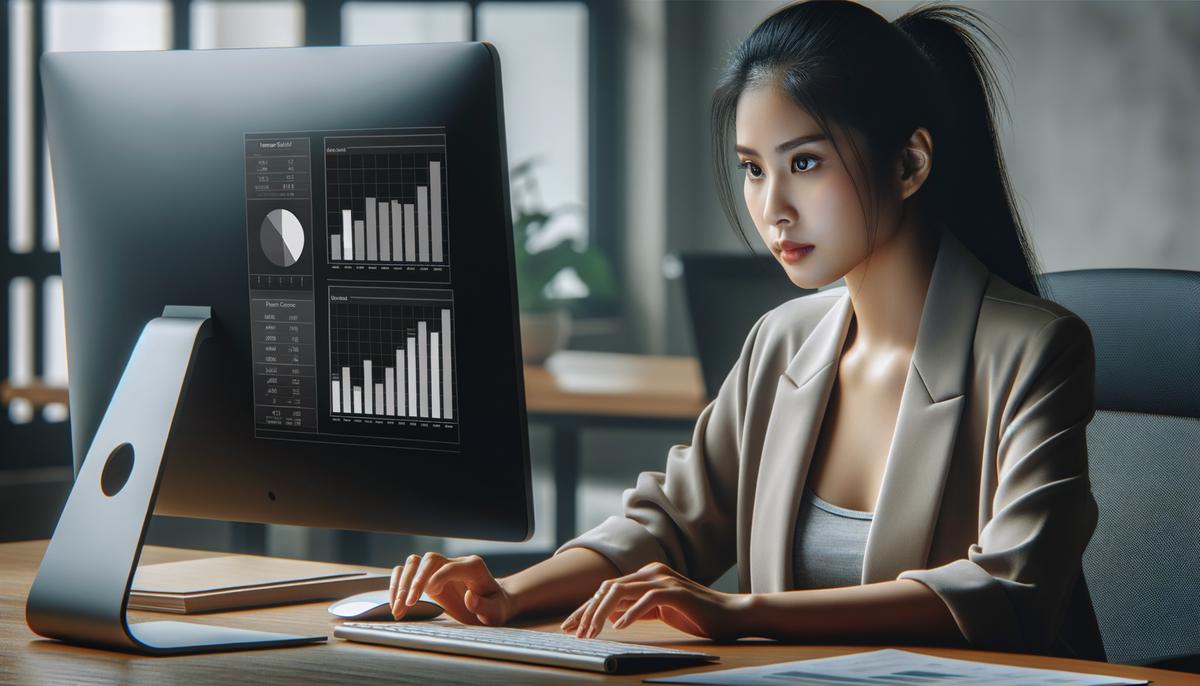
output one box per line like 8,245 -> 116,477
676,252 -> 812,399
1041,268 -> 1200,666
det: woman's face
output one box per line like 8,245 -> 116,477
735,84 -> 896,289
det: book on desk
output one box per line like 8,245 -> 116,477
128,555 -> 389,614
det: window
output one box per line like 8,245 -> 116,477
342,1 -> 470,45
480,2 -> 589,299
191,1 -> 303,49
3,0 -> 174,469
2,0 -> 598,468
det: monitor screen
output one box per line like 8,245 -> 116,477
42,43 -> 532,541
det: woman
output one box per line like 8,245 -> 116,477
388,0 -> 1100,656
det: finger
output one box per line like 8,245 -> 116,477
583,582 -> 628,639
568,565 -> 669,636
432,584 -> 488,627
585,580 -> 661,639
572,575 -> 636,637
592,581 -> 667,638
562,595 -> 633,633
392,554 -> 422,619
581,582 -> 621,639
463,588 -> 504,626
573,581 -> 611,639
606,604 -> 635,625
560,601 -> 588,632
563,563 -> 677,634
388,565 -> 403,606
427,555 -> 502,597
614,588 -> 683,630
406,552 -> 448,606
611,605 -> 662,629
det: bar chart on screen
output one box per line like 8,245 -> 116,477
325,130 -> 450,284
327,285 -> 459,446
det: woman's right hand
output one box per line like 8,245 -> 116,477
389,552 -> 518,625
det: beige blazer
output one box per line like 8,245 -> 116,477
556,228 -> 1099,654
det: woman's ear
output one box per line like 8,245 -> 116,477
898,126 -> 933,200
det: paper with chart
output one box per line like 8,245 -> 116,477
645,648 -> 1147,686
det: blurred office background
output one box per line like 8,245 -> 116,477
2,1 -> 1197,581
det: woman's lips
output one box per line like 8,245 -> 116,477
779,242 -> 814,264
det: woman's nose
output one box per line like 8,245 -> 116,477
761,179 -> 797,228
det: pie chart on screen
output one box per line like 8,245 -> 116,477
260,208 -> 305,268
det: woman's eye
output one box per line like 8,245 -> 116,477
792,155 -> 820,173
738,161 -> 763,179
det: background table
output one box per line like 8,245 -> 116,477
524,351 -> 709,545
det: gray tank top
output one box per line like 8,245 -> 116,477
791,486 -> 874,589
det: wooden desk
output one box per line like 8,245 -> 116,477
524,351 -> 708,546
524,351 -> 708,419
2,541 -> 1192,685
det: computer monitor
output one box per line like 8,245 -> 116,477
30,42 -> 532,653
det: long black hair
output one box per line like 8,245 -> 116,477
711,0 -> 1042,295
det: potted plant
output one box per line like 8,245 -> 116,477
510,159 -> 617,363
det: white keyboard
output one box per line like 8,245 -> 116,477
334,620 -> 719,674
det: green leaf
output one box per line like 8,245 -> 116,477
568,248 -> 618,300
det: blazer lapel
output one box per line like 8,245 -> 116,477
750,290 -> 853,592
748,230 -> 989,592
861,230 -> 990,582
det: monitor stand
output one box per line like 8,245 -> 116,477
25,306 -> 325,655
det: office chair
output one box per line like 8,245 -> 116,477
675,252 -> 813,399
1041,268 -> 1200,672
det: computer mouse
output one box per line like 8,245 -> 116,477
328,589 -> 445,621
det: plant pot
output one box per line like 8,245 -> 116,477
519,309 -> 571,364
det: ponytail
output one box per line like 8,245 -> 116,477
894,6 -> 1042,295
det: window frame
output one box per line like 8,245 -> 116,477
1,0 -> 618,470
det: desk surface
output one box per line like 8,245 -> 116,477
524,351 -> 708,419
2,541 -> 1193,685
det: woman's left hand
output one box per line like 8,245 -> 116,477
559,562 -> 751,641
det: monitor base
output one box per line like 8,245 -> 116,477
126,621 -> 323,655
24,306 -> 325,655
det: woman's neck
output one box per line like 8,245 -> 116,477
842,221 -> 939,354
